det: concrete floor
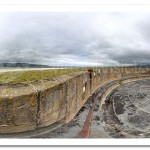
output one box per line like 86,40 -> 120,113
101,79 -> 150,138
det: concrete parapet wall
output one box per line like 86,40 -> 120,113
0,68 -> 150,133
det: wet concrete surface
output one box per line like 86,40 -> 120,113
101,79 -> 150,138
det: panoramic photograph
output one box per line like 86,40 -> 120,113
0,11 -> 150,140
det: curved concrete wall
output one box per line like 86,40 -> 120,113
0,68 -> 150,133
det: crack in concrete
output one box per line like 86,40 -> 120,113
36,91 -> 41,127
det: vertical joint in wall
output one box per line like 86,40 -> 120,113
88,69 -> 93,94
65,82 -> 68,122
36,91 -> 41,127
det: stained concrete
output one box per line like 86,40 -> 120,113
101,79 -> 150,138
0,68 -> 150,136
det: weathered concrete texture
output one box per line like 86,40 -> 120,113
0,83 -> 38,133
0,68 -> 150,133
38,83 -> 66,127
101,79 -> 150,138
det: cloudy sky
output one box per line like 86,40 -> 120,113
0,12 -> 150,66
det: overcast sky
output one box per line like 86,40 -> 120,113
0,12 -> 150,66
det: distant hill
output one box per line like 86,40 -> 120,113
1,63 -> 150,69
128,64 -> 150,68
0,63 -> 51,68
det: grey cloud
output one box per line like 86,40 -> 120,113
0,12 -> 150,66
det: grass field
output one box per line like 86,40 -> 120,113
0,67 -> 137,84
0,68 -> 89,84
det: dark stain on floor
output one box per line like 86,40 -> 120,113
101,79 -> 150,138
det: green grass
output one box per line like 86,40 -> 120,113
0,68 -> 89,84
119,81 -> 123,85
0,67 -> 134,84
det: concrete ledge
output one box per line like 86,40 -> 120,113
0,68 -> 150,133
